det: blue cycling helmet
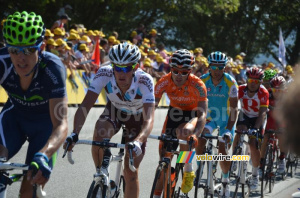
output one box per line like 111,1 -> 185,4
207,51 -> 228,66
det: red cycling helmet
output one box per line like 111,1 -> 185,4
246,67 -> 264,80
270,76 -> 286,89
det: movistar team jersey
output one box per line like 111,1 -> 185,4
0,47 -> 66,113
89,66 -> 155,115
201,73 -> 238,121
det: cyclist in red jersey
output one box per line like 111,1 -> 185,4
154,49 -> 207,196
234,67 -> 269,191
262,76 -> 287,174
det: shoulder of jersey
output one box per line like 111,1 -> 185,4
224,73 -> 237,83
42,51 -> 65,69
239,84 -> 247,90
189,73 -> 204,84
200,73 -> 210,81
259,84 -> 269,93
136,68 -> 152,78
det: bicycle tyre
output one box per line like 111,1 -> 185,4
267,146 -> 275,193
172,163 -> 184,198
261,145 -> 271,196
87,180 -> 108,198
150,163 -> 164,198
194,161 -> 205,198
114,175 -> 125,198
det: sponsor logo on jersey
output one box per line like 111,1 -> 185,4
195,84 -> 206,97
45,67 -> 58,84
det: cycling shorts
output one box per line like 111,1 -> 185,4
160,106 -> 198,151
237,111 -> 264,140
0,101 -> 57,168
99,101 -> 146,154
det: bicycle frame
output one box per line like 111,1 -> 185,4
66,140 -> 136,198
0,160 -> 46,198
195,134 -> 224,197
148,134 -> 191,198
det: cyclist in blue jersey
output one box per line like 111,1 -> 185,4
200,51 -> 239,197
0,11 -> 68,197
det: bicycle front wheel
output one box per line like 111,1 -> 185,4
150,163 -> 164,198
87,180 -> 108,198
194,161 -> 205,198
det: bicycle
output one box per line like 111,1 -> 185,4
194,133 -> 227,198
230,129 -> 253,198
64,137 -> 136,198
0,157 -> 46,198
148,134 -> 194,198
260,129 -> 281,196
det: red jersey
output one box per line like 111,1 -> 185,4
238,84 -> 269,118
155,73 -> 207,111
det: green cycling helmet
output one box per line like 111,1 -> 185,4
3,11 -> 44,46
263,69 -> 277,80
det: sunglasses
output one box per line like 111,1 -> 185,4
210,66 -> 225,70
271,88 -> 285,93
247,79 -> 261,84
7,44 -> 40,55
171,68 -> 191,76
112,63 -> 137,73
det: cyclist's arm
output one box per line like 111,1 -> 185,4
226,97 -> 238,131
194,100 -> 208,137
135,103 -> 155,143
254,107 -> 268,129
73,90 -> 99,134
39,97 -> 68,158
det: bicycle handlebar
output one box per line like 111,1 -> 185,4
0,162 -> 46,198
148,134 -> 188,145
65,140 -> 136,172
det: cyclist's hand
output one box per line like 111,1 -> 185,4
248,128 -> 258,136
222,130 -> 232,143
131,141 -> 143,157
63,132 -> 78,151
28,153 -> 52,185
187,134 -> 198,148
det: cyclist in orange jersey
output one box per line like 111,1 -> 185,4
154,49 -> 208,196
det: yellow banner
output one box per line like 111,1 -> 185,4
0,70 -> 169,107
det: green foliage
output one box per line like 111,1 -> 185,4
1,0 -> 299,65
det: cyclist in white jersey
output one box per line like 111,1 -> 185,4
64,42 -> 155,198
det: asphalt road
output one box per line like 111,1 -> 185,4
5,107 -> 300,198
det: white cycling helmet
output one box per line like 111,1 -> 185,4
108,42 -> 141,65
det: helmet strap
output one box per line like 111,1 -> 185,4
25,57 -> 41,77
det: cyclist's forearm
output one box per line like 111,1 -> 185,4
226,97 -> 238,131
73,105 -> 91,134
254,108 -> 267,129
226,108 -> 238,131
194,112 -> 206,137
136,119 -> 154,143
41,121 -> 68,158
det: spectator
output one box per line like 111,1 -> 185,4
46,39 -> 59,56
51,14 -> 71,32
99,39 -> 109,65
53,28 -> 65,40
57,4 -> 73,17
194,47 -> 203,57
108,36 -> 116,48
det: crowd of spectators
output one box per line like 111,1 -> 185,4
0,13 -> 297,86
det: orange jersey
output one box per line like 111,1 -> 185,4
155,73 -> 207,110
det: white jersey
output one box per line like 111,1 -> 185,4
89,66 -> 155,114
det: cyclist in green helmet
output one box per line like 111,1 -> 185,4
262,69 -> 277,89
0,11 -> 68,197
